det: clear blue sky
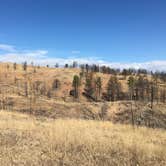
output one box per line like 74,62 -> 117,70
0,0 -> 166,63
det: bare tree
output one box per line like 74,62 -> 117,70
128,76 -> 136,127
52,79 -> 60,90
94,77 -> 102,101
99,103 -> 108,120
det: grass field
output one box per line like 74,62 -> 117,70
0,111 -> 165,166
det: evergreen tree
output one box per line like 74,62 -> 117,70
55,63 -> 59,68
72,61 -> 78,68
72,75 -> 80,99
65,64 -> 69,68
107,75 -> 121,101
23,61 -> 27,71
128,76 -> 136,100
127,76 -> 136,126
136,75 -> 145,100
84,72 -> 95,100
13,62 -> 17,70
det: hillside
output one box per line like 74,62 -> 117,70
0,111 -> 166,166
0,62 -> 129,101
0,62 -> 166,129
0,63 -> 166,166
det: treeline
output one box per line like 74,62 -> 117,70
12,61 -> 166,81
71,71 -> 166,106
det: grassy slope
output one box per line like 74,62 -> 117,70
0,62 -> 129,101
0,111 -> 166,166
0,63 -> 166,129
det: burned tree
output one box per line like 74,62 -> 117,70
94,76 -> 102,101
52,79 -> 60,90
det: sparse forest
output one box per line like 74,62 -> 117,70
0,62 -> 165,129
1,62 -> 166,102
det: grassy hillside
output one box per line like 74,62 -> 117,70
0,111 -> 166,166
0,63 -> 165,165
0,62 -> 166,129
0,62 -> 129,101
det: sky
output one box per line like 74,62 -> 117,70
0,0 -> 166,70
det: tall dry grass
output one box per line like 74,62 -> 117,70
0,111 -> 166,166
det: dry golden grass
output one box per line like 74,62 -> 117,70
0,111 -> 166,166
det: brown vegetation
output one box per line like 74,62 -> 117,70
0,62 -> 166,165
0,62 -> 165,128
0,111 -> 166,166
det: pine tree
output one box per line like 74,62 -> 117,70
72,75 -> 80,99
136,75 -> 146,100
128,76 -> 136,100
13,62 -> 17,70
23,61 -> 27,71
55,63 -> 59,68
84,72 -> 95,100
72,61 -> 78,68
107,75 -> 121,101
65,64 -> 69,68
